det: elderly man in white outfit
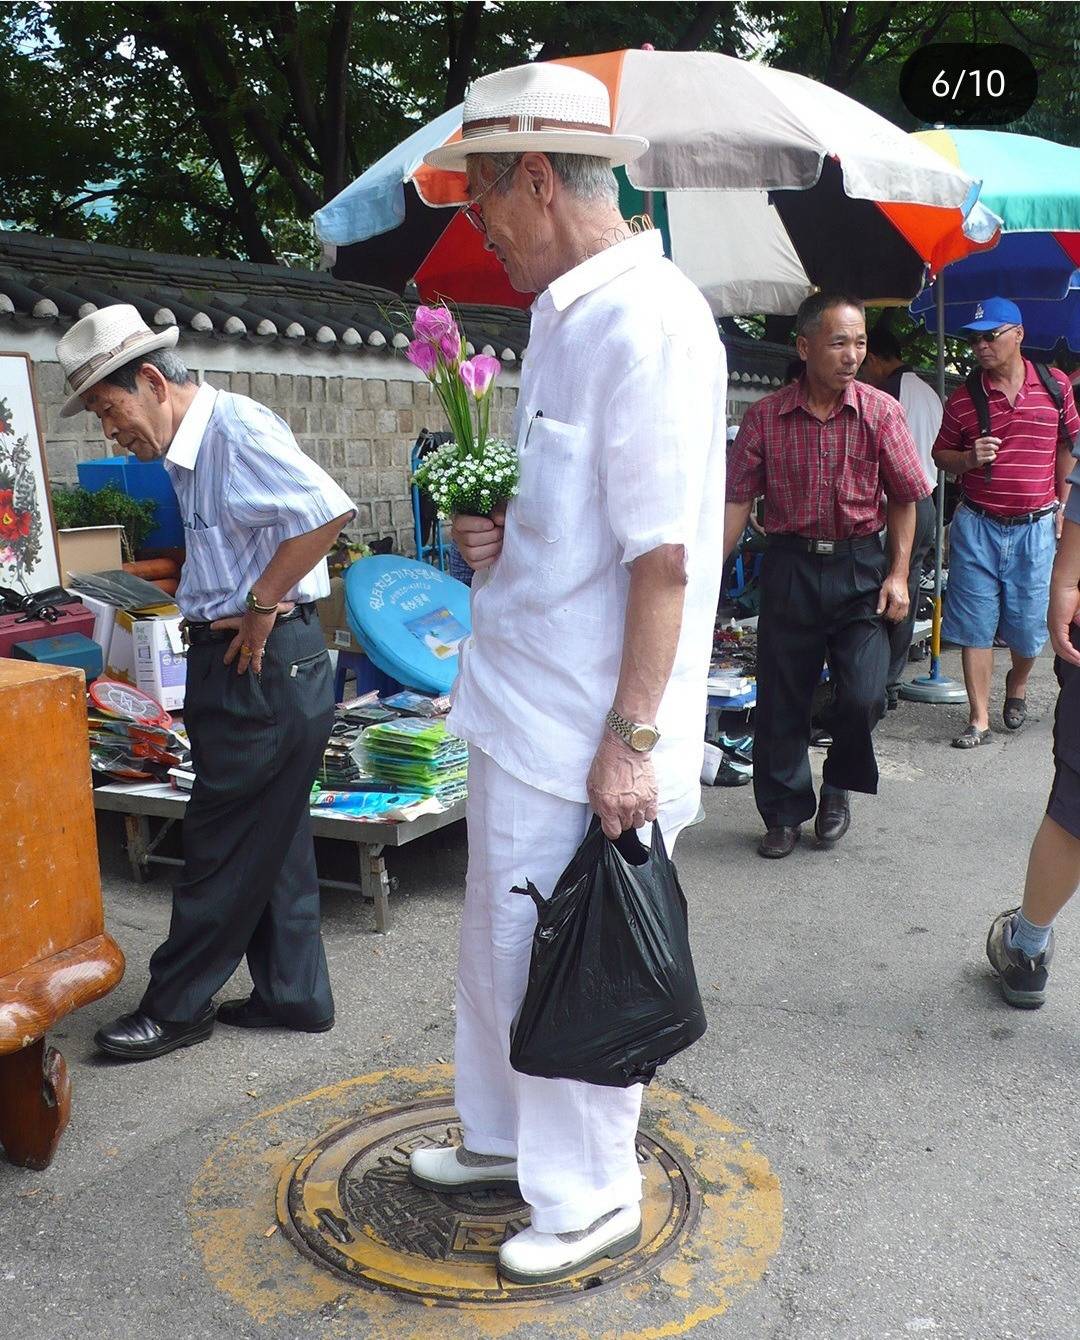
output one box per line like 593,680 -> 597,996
409,63 -> 727,1285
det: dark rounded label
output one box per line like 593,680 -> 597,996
900,43 -> 1037,125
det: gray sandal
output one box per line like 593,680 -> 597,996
1003,697 -> 1027,731
952,725 -> 991,749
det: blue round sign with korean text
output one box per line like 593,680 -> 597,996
343,555 -> 472,694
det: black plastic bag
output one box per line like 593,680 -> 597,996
509,817 -> 707,1088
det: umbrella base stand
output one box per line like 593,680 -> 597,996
900,673 -> 967,705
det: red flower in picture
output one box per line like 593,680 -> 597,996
0,490 -> 31,540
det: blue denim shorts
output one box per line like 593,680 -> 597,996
941,503 -> 1055,658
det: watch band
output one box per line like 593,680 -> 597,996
246,589 -> 278,615
605,707 -> 660,752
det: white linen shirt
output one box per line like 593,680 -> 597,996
447,229 -> 727,806
163,382 -> 355,621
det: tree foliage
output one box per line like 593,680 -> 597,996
0,0 -> 1075,276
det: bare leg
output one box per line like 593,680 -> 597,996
960,646 -> 994,731
1021,815 -> 1080,926
1006,652 -> 1037,702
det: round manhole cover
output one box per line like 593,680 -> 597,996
278,1097 -> 699,1305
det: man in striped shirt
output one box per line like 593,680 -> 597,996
55,304 -> 355,1061
932,298 -> 1080,749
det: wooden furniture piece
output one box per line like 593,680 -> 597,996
92,783 -> 466,934
0,661 -> 124,1169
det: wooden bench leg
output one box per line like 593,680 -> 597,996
359,844 -> 390,934
0,1038 -> 72,1170
123,814 -> 152,882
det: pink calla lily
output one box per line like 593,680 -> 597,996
459,354 -> 500,399
413,304 -> 457,345
404,338 -> 438,378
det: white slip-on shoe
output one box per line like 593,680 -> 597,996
409,1144 -> 519,1192
498,1205 -> 642,1285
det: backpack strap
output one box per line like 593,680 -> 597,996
965,370 -> 991,438
1033,362 -> 1065,424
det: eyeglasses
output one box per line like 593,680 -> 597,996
967,324 -> 1018,346
461,157 -> 522,234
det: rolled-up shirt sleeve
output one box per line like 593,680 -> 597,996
226,399 -> 356,536
726,403 -> 766,503
604,332 -> 726,567
879,402 -> 932,502
931,388 -> 970,465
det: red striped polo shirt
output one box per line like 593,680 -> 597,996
932,361 -> 1079,516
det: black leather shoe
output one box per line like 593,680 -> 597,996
815,790 -> 851,846
216,997 -> 334,1033
94,1008 -> 214,1061
757,825 -> 801,859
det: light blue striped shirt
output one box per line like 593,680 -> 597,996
163,383 -> 355,621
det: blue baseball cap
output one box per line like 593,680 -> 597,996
960,297 -> 1023,332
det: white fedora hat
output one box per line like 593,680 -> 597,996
424,63 -> 648,171
57,303 -> 180,417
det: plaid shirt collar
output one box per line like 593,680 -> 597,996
777,375 -> 860,421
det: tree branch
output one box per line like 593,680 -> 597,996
136,6 -> 276,261
444,1 -> 483,110
323,2 -> 354,199
674,2 -> 724,51
274,2 -> 323,154
199,16 -> 322,216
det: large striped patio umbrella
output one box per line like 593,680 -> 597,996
315,49 -> 998,312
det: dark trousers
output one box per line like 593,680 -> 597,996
140,612 -> 336,1025
754,541 -> 889,829
887,493 -> 937,691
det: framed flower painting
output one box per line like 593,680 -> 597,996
0,353 -> 60,594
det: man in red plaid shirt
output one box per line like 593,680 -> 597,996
724,293 -> 931,859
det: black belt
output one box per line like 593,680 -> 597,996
767,533 -> 882,557
182,603 -> 316,647
962,499 -> 1058,527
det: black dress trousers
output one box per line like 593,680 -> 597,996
140,610 -> 336,1026
753,540 -> 889,829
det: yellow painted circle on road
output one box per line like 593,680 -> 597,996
189,1065 -> 782,1339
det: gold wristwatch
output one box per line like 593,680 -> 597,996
605,707 -> 660,753
245,589 -> 278,615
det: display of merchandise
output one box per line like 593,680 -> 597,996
361,716 -> 468,804
310,789 -> 438,821
381,690 -> 450,716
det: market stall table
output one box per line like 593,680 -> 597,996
92,782 -> 466,934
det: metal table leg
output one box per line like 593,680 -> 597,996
359,843 -> 390,934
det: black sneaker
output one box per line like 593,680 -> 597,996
985,908 -> 1053,1008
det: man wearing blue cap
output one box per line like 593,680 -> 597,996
932,298 -> 1080,748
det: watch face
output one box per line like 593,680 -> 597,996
630,725 -> 659,752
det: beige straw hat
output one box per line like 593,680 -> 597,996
424,63 -> 648,171
57,304 -> 180,417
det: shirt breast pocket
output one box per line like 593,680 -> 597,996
183,524 -> 236,599
513,417 -> 588,545
837,455 -> 879,509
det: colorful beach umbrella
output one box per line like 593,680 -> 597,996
315,49 -> 998,312
910,130 -> 1080,349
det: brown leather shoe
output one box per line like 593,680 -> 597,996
815,790 -> 850,846
757,825 -> 801,858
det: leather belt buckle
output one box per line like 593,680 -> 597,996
811,539 -> 835,555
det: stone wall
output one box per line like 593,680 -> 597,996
23,344 -> 519,558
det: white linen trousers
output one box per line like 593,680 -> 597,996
455,745 -> 696,1234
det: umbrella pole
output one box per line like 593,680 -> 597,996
901,275 -> 967,704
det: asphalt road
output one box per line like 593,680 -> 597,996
2,648 -> 1076,1340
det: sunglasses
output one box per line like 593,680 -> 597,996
461,156 -> 523,234
967,324 -> 1018,346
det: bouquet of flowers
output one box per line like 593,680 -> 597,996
406,306 -> 518,519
